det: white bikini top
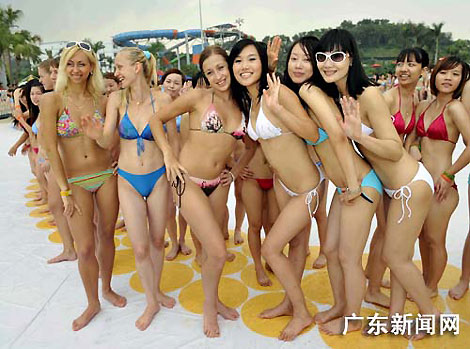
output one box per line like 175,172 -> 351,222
247,97 -> 291,141
361,123 -> 374,136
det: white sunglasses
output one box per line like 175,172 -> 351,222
315,51 -> 347,64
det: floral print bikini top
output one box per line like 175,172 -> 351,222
57,104 -> 104,138
190,93 -> 246,140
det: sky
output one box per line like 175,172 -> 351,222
1,0 -> 470,44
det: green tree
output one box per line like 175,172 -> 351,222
0,6 -> 23,84
445,39 -> 470,62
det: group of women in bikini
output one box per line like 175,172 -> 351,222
9,29 -> 470,341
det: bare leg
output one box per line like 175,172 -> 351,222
234,177 -> 245,245
364,196 -> 390,308
449,231 -> 470,299
66,185 -> 100,331
242,180 -> 271,286
421,189 -> 459,296
165,188 -> 179,261
261,193 -> 314,341
95,176 -> 126,308
45,170 -> 76,263
178,213 -> 191,255
312,179 -> 328,269
118,176 -> 159,330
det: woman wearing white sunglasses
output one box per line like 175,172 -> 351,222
311,29 -> 438,340
41,41 -> 126,331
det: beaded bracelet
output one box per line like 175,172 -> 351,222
442,171 -> 455,181
440,174 -> 453,184
60,189 -> 72,197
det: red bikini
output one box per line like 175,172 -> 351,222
416,100 -> 456,144
391,87 -> 415,135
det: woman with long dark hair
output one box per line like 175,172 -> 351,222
229,39 -> 321,341
313,29 -> 438,339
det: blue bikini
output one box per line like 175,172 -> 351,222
304,127 -> 383,200
117,93 -> 166,199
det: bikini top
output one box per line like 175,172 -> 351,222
304,128 -> 328,146
57,104 -> 104,138
32,120 -> 38,135
163,114 -> 182,133
361,123 -> 374,136
118,93 -> 156,156
190,93 -> 246,140
391,87 -> 415,135
416,100 -> 455,144
247,97 -> 291,141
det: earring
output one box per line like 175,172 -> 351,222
90,71 -> 93,76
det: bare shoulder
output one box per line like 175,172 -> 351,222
278,84 -> 298,103
361,86 -> 382,100
41,91 -> 61,106
107,90 -> 122,107
382,86 -> 396,106
152,89 -> 172,105
448,99 -> 467,117
299,83 -> 328,100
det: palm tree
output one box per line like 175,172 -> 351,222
432,22 -> 444,64
0,6 -> 23,84
11,30 -> 42,81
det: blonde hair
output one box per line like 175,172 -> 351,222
55,45 -> 104,103
117,47 -> 157,106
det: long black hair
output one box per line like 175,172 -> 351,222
228,39 -> 269,118
283,36 -> 319,109
23,79 -> 44,126
308,29 -> 375,101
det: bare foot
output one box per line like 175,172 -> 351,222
312,254 -> 327,269
103,290 -> 127,308
406,311 -> 440,341
259,297 -> 292,319
135,303 -> 160,331
365,289 -> 390,308
279,315 -> 313,341
72,303 -> 100,331
255,267 -> 272,287
427,287 -> 438,298
47,250 -> 77,264
179,241 -> 192,255
157,292 -> 176,308
381,278 -> 391,289
227,252 -> 236,262
47,218 -> 56,226
449,279 -> 469,300
165,244 -> 179,261
234,230 -> 244,245
320,317 -> 362,336
313,305 -> 344,324
223,230 -> 229,240
217,300 -> 239,320
203,302 -> 220,338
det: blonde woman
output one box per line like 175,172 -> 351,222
41,42 -> 125,331
82,48 -> 176,330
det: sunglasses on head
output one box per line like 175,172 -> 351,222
65,41 -> 92,52
315,51 -> 347,64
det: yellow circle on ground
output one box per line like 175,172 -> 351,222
241,292 -> 317,338
114,228 -> 127,236
36,218 -> 56,230
166,238 -> 195,262
305,246 -> 323,270
24,192 -> 41,199
29,178 -> 38,184
179,277 -> 248,314
26,184 -> 40,191
191,251 -> 248,275
29,207 -> 51,218
112,249 -> 136,275
412,319 -> 470,349
301,270 -> 334,305
48,231 -> 62,244
121,235 -> 132,248
129,262 -> 194,293
25,201 -> 47,208
240,263 -> 283,291
437,264 -> 462,289
319,308 -> 408,349
446,292 -> 470,322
